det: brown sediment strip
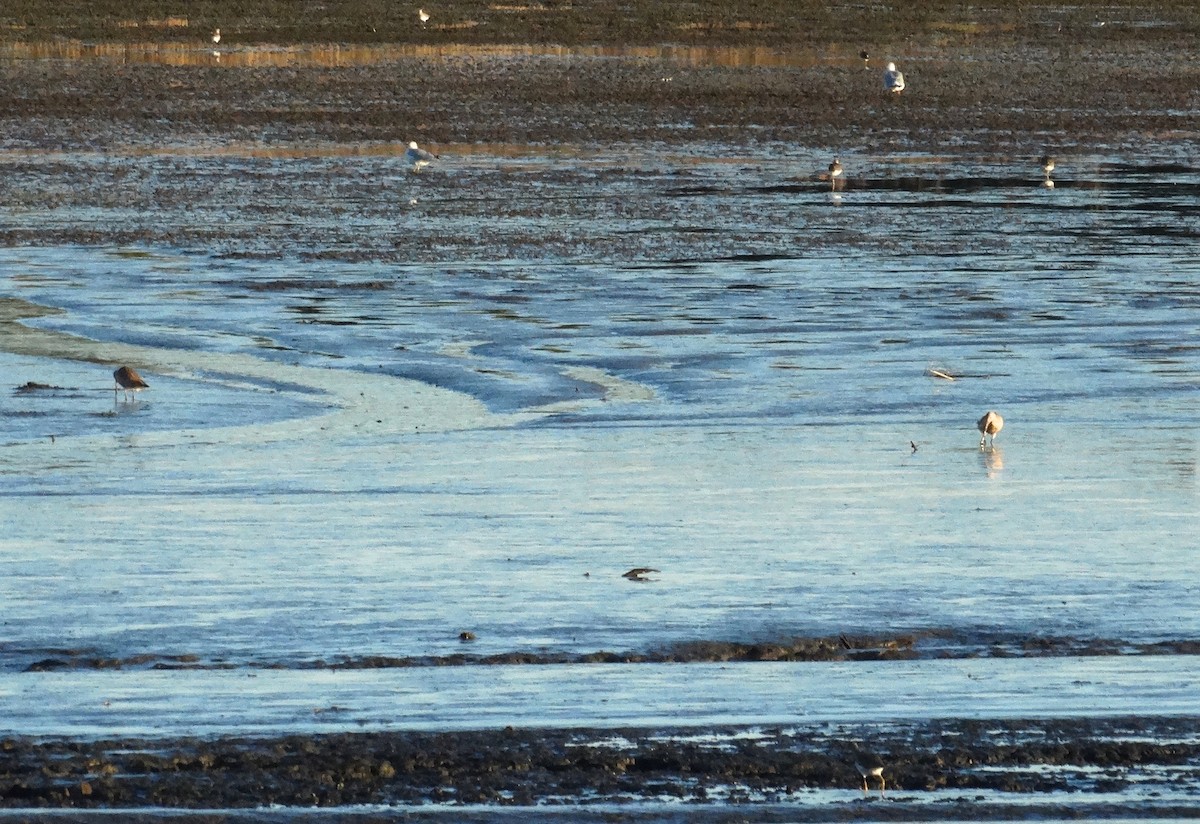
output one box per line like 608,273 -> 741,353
0,716 -> 1198,814
17,633 -> 1200,672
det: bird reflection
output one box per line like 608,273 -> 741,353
981,445 -> 1004,477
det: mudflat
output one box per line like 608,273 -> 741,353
1,1 -> 1199,155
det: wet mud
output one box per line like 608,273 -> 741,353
2,716 -> 1199,817
15,632 -> 1200,673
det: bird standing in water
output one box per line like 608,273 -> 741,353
977,410 -> 1004,447
405,141 -> 439,171
113,366 -> 150,402
211,28 -> 221,46
1040,153 -> 1056,183
828,156 -> 844,189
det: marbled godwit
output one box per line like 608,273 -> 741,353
884,62 -> 905,93
113,366 -> 149,402
977,410 -> 1004,447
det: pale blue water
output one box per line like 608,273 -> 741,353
1,152 -> 1198,773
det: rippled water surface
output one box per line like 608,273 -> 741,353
1,146 -> 1198,820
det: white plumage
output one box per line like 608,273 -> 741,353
884,61 -> 905,93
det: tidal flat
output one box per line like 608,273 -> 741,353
2,1 -> 1200,820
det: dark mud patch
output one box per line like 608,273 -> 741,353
1,716 -> 1198,815
15,633 -> 1200,673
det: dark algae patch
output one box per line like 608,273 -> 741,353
2,717 -> 1199,815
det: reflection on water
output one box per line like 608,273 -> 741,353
981,445 -> 1004,477
0,39 -> 867,69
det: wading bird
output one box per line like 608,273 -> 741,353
113,366 -> 149,402
1040,153 -> 1055,184
828,156 -> 844,189
853,749 -> 886,797
884,62 -> 905,94
977,410 -> 1004,448
405,141 -> 439,171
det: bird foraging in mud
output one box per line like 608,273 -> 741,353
853,748 -> 886,797
113,366 -> 149,401
977,410 -> 1004,448
883,62 -> 905,94
405,141 -> 438,171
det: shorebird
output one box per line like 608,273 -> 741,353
211,28 -> 221,45
883,62 -> 905,94
828,156 -> 844,188
853,749 -> 886,797
1039,153 -> 1055,187
977,410 -> 1004,448
622,567 -> 659,581
113,366 -> 149,401
405,140 -> 439,171
418,8 -> 430,25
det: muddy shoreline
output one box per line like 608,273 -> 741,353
15,632 -> 1200,673
2,716 -> 1199,816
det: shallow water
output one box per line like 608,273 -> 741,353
1,144 -> 1199,816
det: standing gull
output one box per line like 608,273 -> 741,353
113,366 -> 149,402
977,410 -> 1004,448
883,61 -> 905,94
405,141 -> 439,171
418,8 -> 430,25
211,28 -> 221,46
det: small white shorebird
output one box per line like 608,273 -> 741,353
405,140 -> 439,171
211,28 -> 221,46
883,61 -> 905,94
977,410 -> 1004,448
113,366 -> 150,402
853,749 -> 886,797
418,8 -> 430,25
828,156 -> 844,189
